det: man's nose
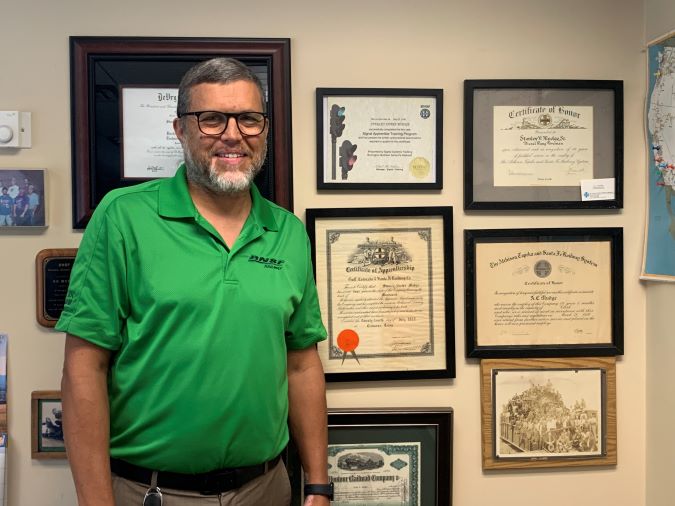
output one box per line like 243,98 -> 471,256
219,116 -> 242,140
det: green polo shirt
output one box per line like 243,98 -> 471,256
56,165 -> 326,473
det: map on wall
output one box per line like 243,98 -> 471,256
643,30 -> 675,281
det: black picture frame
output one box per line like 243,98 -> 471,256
465,228 -> 623,358
316,88 -> 443,190
69,36 -> 293,229
464,79 -> 623,210
306,206 -> 455,381
287,408 -> 453,505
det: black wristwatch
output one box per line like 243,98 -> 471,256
304,482 -> 334,501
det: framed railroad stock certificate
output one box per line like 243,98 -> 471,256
464,80 -> 623,210
306,207 -> 455,381
287,408 -> 453,505
316,88 -> 443,190
480,357 -> 616,470
465,228 -> 623,358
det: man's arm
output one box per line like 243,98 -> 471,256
287,346 -> 330,506
61,334 -> 114,506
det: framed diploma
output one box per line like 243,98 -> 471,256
287,408 -> 453,506
306,207 -> 455,381
70,36 -> 292,228
316,88 -> 443,190
35,248 -> 78,328
31,391 -> 66,459
465,228 -> 623,358
120,86 -> 184,179
464,80 -> 623,210
480,357 -> 617,470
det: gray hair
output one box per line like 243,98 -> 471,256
177,57 -> 265,115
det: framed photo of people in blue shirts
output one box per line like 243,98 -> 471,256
0,168 -> 46,228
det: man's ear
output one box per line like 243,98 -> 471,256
173,117 -> 185,143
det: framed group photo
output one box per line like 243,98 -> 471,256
0,168 -> 46,228
316,88 -> 443,190
70,36 -> 293,228
480,357 -> 616,470
31,391 -> 65,459
464,79 -> 623,210
306,207 -> 455,381
288,408 -> 453,505
464,227 -> 623,358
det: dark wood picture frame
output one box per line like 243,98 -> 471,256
316,88 -> 443,190
31,390 -> 66,459
70,36 -> 292,228
480,357 -> 617,470
288,408 -> 453,505
306,206 -> 455,381
35,248 -> 78,327
464,79 -> 623,210
465,228 -> 623,358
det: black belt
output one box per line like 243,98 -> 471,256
110,454 -> 281,495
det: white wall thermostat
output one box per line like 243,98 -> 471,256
0,111 -> 32,148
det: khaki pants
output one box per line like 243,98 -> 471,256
112,460 -> 291,506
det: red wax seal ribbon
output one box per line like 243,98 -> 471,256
337,329 -> 361,365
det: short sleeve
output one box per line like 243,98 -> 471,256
285,234 -> 327,350
55,201 -> 129,350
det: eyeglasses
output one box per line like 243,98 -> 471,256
178,110 -> 268,137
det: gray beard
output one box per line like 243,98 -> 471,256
183,144 -> 266,195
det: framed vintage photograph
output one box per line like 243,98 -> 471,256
464,80 -> 623,210
465,228 -> 623,358
288,408 -> 453,506
31,391 -> 65,459
0,168 -> 46,228
306,207 -> 454,381
316,88 -> 443,190
480,357 -> 617,470
70,36 -> 292,228
35,248 -> 78,328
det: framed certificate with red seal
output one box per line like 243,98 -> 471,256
306,207 -> 455,382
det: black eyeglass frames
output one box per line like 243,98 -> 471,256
177,111 -> 268,137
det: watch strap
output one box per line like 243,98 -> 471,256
304,482 -> 334,500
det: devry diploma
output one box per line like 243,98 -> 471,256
121,87 -> 184,179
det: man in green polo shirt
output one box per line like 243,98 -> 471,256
58,58 -> 332,506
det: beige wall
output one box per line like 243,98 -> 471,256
0,0 -> 650,504
645,3 -> 675,506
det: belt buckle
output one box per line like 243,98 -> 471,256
201,470 -> 237,495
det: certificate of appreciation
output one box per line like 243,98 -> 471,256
121,87 -> 184,179
317,90 -> 442,188
475,240 -> 612,347
493,105 -> 593,187
329,443 -> 420,506
312,212 -> 451,377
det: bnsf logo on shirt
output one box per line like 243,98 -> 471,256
248,255 -> 286,270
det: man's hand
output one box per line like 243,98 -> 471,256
304,494 -> 331,506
